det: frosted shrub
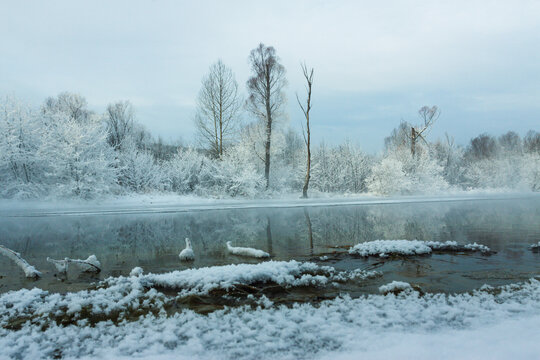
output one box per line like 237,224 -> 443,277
311,142 -> 372,193
368,146 -> 448,195
166,146 -> 264,197
167,147 -> 211,193
118,139 -> 163,193
368,156 -> 411,195
219,146 -> 265,197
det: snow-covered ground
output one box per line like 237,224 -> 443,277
0,191 -> 536,217
1,274 -> 539,360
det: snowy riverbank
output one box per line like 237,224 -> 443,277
1,271 -> 539,360
0,190 -> 535,217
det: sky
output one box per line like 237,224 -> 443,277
1,0 -> 540,152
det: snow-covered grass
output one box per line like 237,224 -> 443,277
1,278 -> 539,360
349,240 -> 491,257
0,261 -> 380,328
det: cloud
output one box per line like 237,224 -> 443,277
1,0 -> 539,151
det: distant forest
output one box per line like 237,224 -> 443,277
1,44 -> 539,199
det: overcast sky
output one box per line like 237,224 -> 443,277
2,0 -> 539,152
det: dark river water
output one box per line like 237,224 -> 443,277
1,196 -> 539,295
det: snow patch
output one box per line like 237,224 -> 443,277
349,240 -> 491,257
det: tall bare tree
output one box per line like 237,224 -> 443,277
195,60 -> 241,158
246,43 -> 287,189
411,105 -> 440,157
105,100 -> 134,151
296,63 -> 314,198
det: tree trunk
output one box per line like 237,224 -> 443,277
302,122 -> 310,198
264,64 -> 272,189
411,127 -> 416,158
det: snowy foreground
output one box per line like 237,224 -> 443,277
1,260 -> 539,360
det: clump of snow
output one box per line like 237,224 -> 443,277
333,269 -> 382,282
130,267 -> 144,277
0,245 -> 41,278
1,278 -> 540,360
379,281 -> 413,294
179,238 -> 195,261
349,240 -> 492,257
426,240 -> 491,253
247,294 -> 274,308
463,242 -> 491,253
226,241 -> 270,258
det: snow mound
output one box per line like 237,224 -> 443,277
129,267 -> 144,277
1,278 -> 539,360
349,240 -> 491,257
226,241 -> 270,258
379,281 -> 413,294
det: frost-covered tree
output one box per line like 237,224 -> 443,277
246,43 -> 287,189
42,92 -> 92,123
39,111 -> 118,198
498,131 -> 522,154
465,133 -> 498,160
106,100 -> 134,151
524,130 -> 540,154
0,97 -> 42,197
194,60 -> 242,158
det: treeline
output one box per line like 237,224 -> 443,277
0,92 -> 539,199
1,42 -> 539,199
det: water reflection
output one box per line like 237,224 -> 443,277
1,198 -> 539,293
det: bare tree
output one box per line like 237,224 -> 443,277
105,100 -> 134,151
466,133 -> 498,160
195,60 -> 241,158
411,105 -> 440,157
296,63 -> 314,198
524,130 -> 540,154
246,43 -> 287,189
